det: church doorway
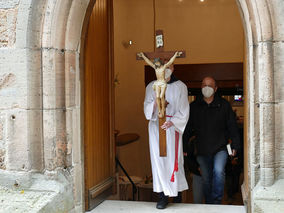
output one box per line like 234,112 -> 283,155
83,0 -> 247,211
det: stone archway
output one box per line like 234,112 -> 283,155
235,1 -> 283,212
1,0 -> 283,212
40,1 -> 97,211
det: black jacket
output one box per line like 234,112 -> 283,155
183,94 -> 240,156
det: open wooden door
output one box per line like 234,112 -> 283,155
84,0 -> 115,210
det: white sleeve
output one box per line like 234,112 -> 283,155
144,83 -> 158,121
171,83 -> 189,133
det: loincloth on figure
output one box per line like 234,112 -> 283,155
152,80 -> 167,90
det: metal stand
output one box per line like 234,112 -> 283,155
115,157 -> 137,201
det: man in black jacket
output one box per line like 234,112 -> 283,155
183,76 -> 240,204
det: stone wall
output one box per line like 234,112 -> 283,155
0,0 -> 283,212
237,0 -> 284,212
0,0 -> 90,212
0,0 -> 18,48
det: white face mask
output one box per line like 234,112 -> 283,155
202,86 -> 215,98
165,68 -> 172,79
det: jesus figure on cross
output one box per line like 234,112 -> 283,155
137,51 -> 182,118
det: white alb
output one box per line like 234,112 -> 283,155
144,80 -> 189,197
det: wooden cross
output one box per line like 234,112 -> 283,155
137,30 -> 186,157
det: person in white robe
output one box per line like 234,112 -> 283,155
144,67 -> 189,208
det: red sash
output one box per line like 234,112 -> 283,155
166,115 -> 179,182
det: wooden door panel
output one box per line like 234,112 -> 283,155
84,0 -> 114,210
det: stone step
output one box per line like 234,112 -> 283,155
88,200 -> 246,213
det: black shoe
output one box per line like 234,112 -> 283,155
156,192 -> 169,209
173,192 -> 182,203
156,199 -> 168,209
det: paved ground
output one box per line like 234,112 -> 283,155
0,186 -> 57,213
88,200 -> 246,213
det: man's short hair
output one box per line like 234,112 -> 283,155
202,76 -> 217,87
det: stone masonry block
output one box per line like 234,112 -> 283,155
260,167 -> 275,186
18,0 -> 46,49
247,0 -> 273,44
27,109 -> 43,171
4,108 -> 42,171
51,0 -> 72,50
254,1 -> 273,42
274,42 -> 284,102
6,109 -> 30,171
245,0 -> 260,46
65,111 -> 72,168
253,180 -> 284,212
256,42 -> 274,103
65,108 -> 81,168
259,103 -> 275,168
72,163 -> 84,206
65,51 -> 77,108
0,49 -> 41,109
252,103 -> 260,165
67,108 -> 81,165
253,199 -> 284,213
269,0 -> 284,41
0,6 -> 18,48
42,48 -> 66,109
252,45 -> 260,102
250,162 -> 260,188
0,0 -> 19,9
0,170 -> 32,189
75,52 -> 81,107
43,109 -> 67,171
41,0 -> 56,49
65,0 -> 89,51
41,0 -> 72,50
275,103 -> 284,169
12,0 -> 46,49
26,49 -> 42,109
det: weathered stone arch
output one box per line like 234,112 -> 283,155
235,1 -> 281,212
39,0 -> 97,211
0,0 -> 283,212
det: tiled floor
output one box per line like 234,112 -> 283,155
88,200 -> 246,213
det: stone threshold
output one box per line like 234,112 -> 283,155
88,200 -> 246,213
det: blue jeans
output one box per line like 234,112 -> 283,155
197,150 -> 228,204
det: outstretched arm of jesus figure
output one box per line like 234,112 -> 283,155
164,51 -> 182,68
137,52 -> 155,69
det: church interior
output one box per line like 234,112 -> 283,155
85,0 -> 245,208
112,0 -> 244,204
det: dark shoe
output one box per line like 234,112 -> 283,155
156,199 -> 168,209
156,192 -> 168,209
173,192 -> 182,203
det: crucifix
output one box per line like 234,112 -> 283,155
137,30 -> 186,157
